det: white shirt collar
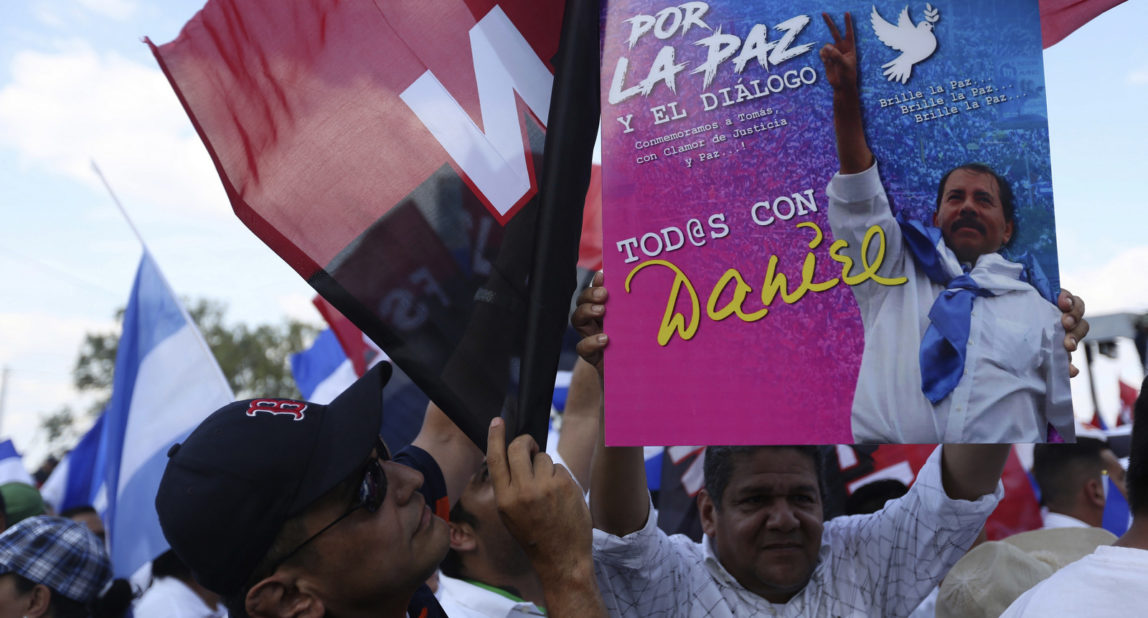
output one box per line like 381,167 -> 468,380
1042,511 -> 1091,529
436,574 -> 545,617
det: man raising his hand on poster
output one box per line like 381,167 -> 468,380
574,271 -> 1011,617
821,13 -> 1075,443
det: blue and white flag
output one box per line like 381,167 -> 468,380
39,413 -> 109,514
290,329 -> 357,404
1103,468 -> 1133,536
0,440 -> 33,485
101,252 -> 233,577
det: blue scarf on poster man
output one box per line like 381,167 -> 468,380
896,215 -> 1055,404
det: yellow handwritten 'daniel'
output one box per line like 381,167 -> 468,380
624,222 -> 907,346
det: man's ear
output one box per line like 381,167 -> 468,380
246,573 -> 325,618
1002,219 -> 1014,245
698,489 -> 718,539
22,583 -> 52,618
1084,477 -> 1106,510
449,520 -> 477,552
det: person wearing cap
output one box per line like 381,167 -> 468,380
156,361 -> 606,618
1002,376 -> 1148,616
0,483 -> 47,528
0,515 -> 130,618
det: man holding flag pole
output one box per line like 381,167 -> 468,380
145,0 -> 609,614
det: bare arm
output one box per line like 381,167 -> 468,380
571,272 -> 650,535
557,358 -> 603,491
820,13 -> 874,174
486,418 -> 606,618
589,400 -> 649,536
411,402 -> 483,506
939,444 -> 1009,501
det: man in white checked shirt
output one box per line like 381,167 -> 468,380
583,439 -> 1003,618
572,289 -> 1083,614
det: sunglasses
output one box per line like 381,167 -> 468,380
270,438 -> 390,569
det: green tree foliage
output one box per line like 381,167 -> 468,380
39,406 -> 81,456
42,299 -> 319,456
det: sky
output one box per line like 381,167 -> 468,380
1,1 -> 1146,465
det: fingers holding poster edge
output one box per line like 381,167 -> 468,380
573,271 -> 609,374
1057,289 -> 1089,377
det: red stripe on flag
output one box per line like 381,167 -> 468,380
1040,0 -> 1127,48
578,164 -> 603,271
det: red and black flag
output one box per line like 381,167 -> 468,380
1040,0 -> 1127,47
149,0 -> 599,448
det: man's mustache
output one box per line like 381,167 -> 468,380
950,217 -> 985,234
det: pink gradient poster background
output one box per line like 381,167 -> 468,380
599,0 -> 1056,445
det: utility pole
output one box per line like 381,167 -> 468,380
0,365 -> 9,437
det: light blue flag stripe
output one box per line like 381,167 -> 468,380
101,252 -> 233,577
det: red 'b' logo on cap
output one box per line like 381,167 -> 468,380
246,399 -> 307,421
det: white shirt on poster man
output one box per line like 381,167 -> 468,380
826,162 -> 1073,443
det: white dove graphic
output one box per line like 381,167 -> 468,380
871,4 -> 940,84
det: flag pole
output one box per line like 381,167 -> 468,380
90,161 -> 234,398
0,365 -> 9,437
91,161 -> 149,251
517,0 -> 600,446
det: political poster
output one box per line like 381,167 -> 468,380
600,0 -> 1071,445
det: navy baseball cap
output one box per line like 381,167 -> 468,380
155,361 -> 392,596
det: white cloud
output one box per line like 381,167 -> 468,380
277,292 -> 324,324
29,1 -> 66,29
0,42 -> 231,223
0,312 -> 116,464
1129,66 -> 1148,85
1061,245 -> 1148,315
78,0 -> 137,20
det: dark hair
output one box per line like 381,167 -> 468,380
59,505 -> 98,519
844,480 -> 909,516
1128,377 -> 1148,515
439,499 -> 477,579
151,549 -> 193,580
1032,437 -> 1107,510
936,163 -> 1017,243
13,574 -> 133,618
703,446 -> 824,512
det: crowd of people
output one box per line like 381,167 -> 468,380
1,10 -> 1142,618
0,341 -> 1143,617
